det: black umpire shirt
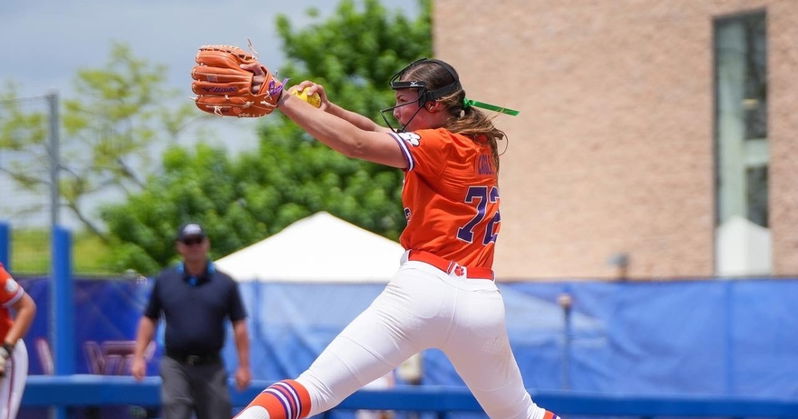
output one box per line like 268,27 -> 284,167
143,262 -> 247,356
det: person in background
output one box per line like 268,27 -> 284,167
131,223 -> 251,419
0,263 -> 37,419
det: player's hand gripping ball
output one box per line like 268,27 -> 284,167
191,45 -> 284,117
290,89 -> 322,108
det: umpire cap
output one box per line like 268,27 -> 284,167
176,223 -> 206,242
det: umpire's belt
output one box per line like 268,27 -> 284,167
166,350 -> 221,366
407,250 -> 494,280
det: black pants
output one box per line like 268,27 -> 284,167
160,356 -> 231,419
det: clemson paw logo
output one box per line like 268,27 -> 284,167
396,132 -> 421,146
5,278 -> 19,293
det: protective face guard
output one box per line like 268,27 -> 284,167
380,100 -> 425,133
380,83 -> 432,133
380,59 -> 462,132
379,58 -> 519,132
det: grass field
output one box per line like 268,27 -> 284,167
10,228 -> 114,276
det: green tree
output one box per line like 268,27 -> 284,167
0,42 -> 197,241
100,144 -> 250,274
101,0 -> 431,274
61,43 -> 197,239
0,84 -> 53,220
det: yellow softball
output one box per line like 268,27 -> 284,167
291,89 -> 322,108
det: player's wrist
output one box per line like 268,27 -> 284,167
276,89 -> 289,108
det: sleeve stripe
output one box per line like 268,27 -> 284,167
389,133 -> 415,171
3,287 -> 24,308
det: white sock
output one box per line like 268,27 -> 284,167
234,406 -> 270,419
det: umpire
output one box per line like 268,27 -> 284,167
132,223 -> 251,419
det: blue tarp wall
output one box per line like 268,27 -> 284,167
16,277 -> 798,399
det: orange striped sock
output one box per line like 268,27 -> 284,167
236,379 -> 311,419
543,410 -> 561,419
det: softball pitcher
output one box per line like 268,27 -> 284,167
234,58 -> 560,419
0,263 -> 36,419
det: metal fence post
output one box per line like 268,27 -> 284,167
47,92 -> 60,228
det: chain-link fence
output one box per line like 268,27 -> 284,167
0,93 -> 59,275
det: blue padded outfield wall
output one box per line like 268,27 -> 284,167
232,279 -> 798,398
15,275 -> 798,402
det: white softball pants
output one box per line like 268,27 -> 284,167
0,340 -> 27,419
297,257 -> 545,419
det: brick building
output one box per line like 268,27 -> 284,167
433,0 -> 798,279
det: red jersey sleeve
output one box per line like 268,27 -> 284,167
0,263 -> 24,307
388,129 -> 451,178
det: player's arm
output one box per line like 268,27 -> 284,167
291,80 -> 391,133
245,66 -> 405,168
5,293 -> 36,346
327,103 -> 391,133
278,93 -> 407,168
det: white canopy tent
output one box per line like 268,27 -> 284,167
215,212 -> 405,283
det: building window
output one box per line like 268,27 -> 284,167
714,11 -> 769,276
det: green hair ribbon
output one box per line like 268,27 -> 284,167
463,98 -> 520,116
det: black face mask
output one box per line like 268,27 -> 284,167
379,58 -> 462,133
380,92 -> 427,133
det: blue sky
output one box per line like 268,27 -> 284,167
1,0 -> 418,99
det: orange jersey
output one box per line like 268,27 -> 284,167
0,263 -> 24,341
389,128 -> 500,269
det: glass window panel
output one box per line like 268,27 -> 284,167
714,11 -> 770,276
